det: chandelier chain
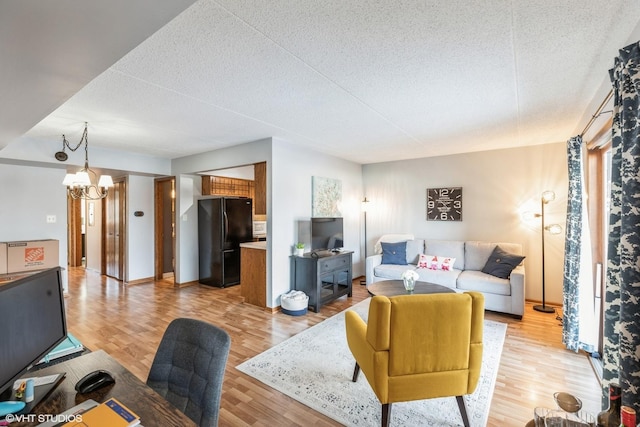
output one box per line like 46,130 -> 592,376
60,122 -> 89,153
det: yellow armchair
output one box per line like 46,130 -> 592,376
345,292 -> 484,427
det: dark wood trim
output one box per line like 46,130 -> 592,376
67,196 -> 83,267
154,177 -> 176,284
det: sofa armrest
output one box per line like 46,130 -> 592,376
365,254 -> 383,285
509,264 -> 525,317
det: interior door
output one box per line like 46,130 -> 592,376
154,177 -> 175,281
104,179 -> 126,280
67,196 -> 83,267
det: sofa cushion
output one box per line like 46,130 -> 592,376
374,234 -> 415,254
465,241 -> 523,271
405,239 -> 424,264
373,264 -> 460,289
424,240 -> 465,270
381,242 -> 407,265
457,270 -> 511,296
481,246 -> 526,279
414,267 -> 460,289
464,241 -> 497,271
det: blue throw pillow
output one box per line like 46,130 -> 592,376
381,242 -> 407,265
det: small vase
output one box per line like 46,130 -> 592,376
295,248 -> 304,257
403,277 -> 415,293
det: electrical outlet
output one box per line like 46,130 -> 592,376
46,215 -> 56,223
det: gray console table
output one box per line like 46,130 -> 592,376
290,250 -> 353,312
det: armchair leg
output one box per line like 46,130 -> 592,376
456,396 -> 470,427
352,363 -> 360,382
381,403 -> 391,427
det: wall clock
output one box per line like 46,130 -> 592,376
426,187 -> 462,221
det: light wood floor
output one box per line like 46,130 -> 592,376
63,268 -> 602,426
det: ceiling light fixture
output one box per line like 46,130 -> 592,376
57,122 -> 113,200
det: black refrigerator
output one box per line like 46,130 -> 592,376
198,197 -> 253,287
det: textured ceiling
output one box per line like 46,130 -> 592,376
4,1 -> 640,166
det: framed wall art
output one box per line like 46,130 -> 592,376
312,176 -> 342,217
426,187 -> 462,221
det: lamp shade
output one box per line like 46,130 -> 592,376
541,190 -> 556,203
62,173 -> 77,186
74,171 -> 91,186
98,175 -> 114,188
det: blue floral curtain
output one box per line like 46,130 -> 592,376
562,136 -> 595,352
602,41 -> 640,413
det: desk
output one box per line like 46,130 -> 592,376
14,350 -> 195,427
367,280 -> 455,297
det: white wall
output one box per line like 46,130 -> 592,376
270,140 -> 363,307
0,163 -> 69,288
126,175 -> 155,281
362,142 -> 568,305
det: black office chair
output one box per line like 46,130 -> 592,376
146,318 -> 231,427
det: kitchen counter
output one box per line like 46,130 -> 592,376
240,241 -> 267,250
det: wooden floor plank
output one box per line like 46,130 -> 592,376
63,268 -> 602,426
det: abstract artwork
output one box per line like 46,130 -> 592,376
312,176 -> 342,217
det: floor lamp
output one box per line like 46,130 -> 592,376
360,197 -> 370,285
533,190 -> 562,313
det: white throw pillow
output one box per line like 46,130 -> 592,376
417,254 -> 456,271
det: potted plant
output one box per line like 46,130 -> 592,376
294,243 -> 305,256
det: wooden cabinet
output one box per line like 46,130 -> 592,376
202,175 -> 254,198
290,251 -> 352,312
201,161 -> 266,216
253,162 -> 266,215
240,245 -> 267,307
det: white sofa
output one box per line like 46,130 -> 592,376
365,238 -> 525,318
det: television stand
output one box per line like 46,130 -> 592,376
290,250 -> 353,312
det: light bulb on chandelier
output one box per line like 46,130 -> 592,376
57,123 -> 113,200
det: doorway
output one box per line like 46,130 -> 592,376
154,177 -> 176,282
586,121 -> 613,377
103,178 -> 126,280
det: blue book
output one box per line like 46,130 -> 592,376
38,332 -> 84,364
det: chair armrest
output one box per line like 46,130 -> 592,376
345,311 -> 368,361
509,264 -> 525,317
365,254 -> 383,285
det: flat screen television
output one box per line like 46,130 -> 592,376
0,267 -> 67,397
311,217 -> 344,251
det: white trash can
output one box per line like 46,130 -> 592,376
281,290 -> 309,316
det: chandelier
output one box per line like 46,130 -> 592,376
57,122 -> 114,200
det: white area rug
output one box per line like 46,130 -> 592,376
236,299 -> 507,426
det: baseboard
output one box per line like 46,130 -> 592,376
125,276 -> 155,286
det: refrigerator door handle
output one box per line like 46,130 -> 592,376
223,210 -> 229,242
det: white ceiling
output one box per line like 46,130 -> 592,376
2,1 -> 639,166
